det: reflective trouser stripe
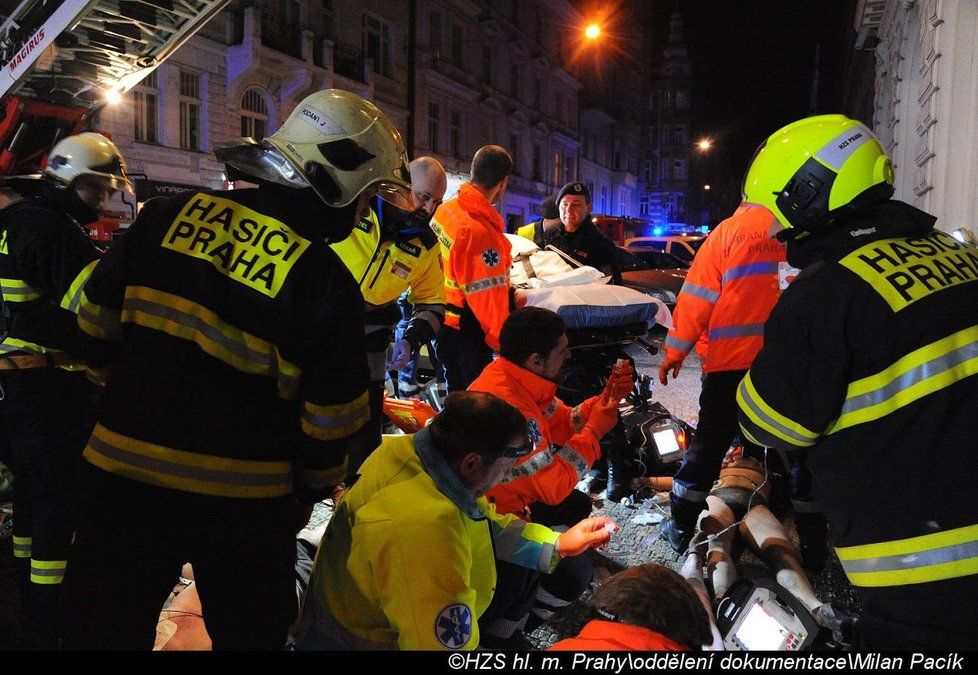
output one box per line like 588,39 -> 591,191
827,325 -> 978,434
836,523 -> 978,587
721,262 -> 779,285
121,286 -> 302,400
665,334 -> 696,352
555,446 -> 590,481
671,482 -> 709,503
301,391 -> 371,441
12,535 -> 31,558
708,323 -> 766,340
60,259 -> 98,314
737,373 -> 820,448
31,559 -> 67,585
678,281 -> 720,303
0,278 -> 43,302
83,423 -> 294,498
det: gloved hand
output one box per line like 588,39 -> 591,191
658,354 -> 685,386
387,339 -> 413,372
603,360 -> 635,402
585,392 -> 620,438
556,517 -> 618,557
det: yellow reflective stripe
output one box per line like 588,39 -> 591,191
739,423 -> 765,448
837,524 -> 978,587
295,461 -> 348,491
12,535 -> 31,558
736,373 -> 819,447
78,289 -> 122,341
827,326 -> 978,434
0,277 -> 43,301
60,259 -> 98,314
121,286 -> 301,399
0,338 -> 64,355
301,391 -> 370,441
30,559 -> 67,585
429,218 -> 454,250
83,423 -> 294,498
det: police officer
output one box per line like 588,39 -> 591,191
737,114 -> 978,649
331,156 -> 448,477
0,132 -> 128,647
61,90 -> 412,650
545,181 -> 621,283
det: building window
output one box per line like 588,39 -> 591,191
321,0 -> 335,40
552,152 -> 562,186
179,71 -> 201,151
132,70 -> 158,143
644,159 -> 655,183
509,133 -> 519,171
533,78 -> 541,110
430,12 -> 442,61
674,124 -> 686,145
510,63 -> 520,99
618,188 -> 627,215
363,15 -> 393,77
673,159 -> 686,181
600,186 -> 608,212
662,159 -> 671,180
532,144 -> 541,181
482,46 -> 493,84
450,110 -> 461,157
428,101 -> 440,151
586,181 -> 595,198
240,89 -> 269,140
451,23 -> 464,68
613,140 -> 621,170
565,154 -> 575,180
639,194 -> 649,216
676,89 -> 689,109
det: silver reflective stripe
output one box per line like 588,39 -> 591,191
671,482 -> 709,502
816,124 -> 872,171
839,340 -> 978,417
679,281 -> 720,303
555,445 -> 590,481
535,586 -> 572,609
792,499 -> 822,514
708,323 -> 766,340
839,540 -> 978,575
721,262 -> 779,285
302,406 -> 369,432
12,539 -> 31,556
737,379 -> 816,446
461,275 -> 508,294
0,279 -> 43,300
502,447 -> 554,483
87,434 -> 292,488
413,303 -> 445,315
414,309 -> 442,333
493,519 -> 526,560
123,297 -> 274,368
78,303 -> 122,339
570,405 -> 586,433
665,334 -> 696,352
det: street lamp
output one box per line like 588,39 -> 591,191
704,184 -> 711,190
585,23 -> 601,40
697,138 -> 712,152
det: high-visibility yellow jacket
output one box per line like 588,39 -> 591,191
297,429 -> 561,650
331,207 -> 444,365
430,183 -> 511,351
664,203 -> 785,373
738,200 -> 978,648
77,188 -> 370,503
470,357 -> 601,518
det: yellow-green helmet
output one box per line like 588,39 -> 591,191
742,114 -> 895,238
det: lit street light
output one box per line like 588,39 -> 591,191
585,24 -> 601,40
697,138 -> 712,152
704,184 -> 711,190
104,88 -> 122,105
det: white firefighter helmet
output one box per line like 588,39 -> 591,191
216,89 -> 411,209
44,132 -> 133,193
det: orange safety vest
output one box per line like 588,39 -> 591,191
469,357 -> 601,518
549,620 -> 687,651
429,183 -> 511,351
664,203 -> 786,373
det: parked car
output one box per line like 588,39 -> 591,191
624,233 -> 705,262
613,246 -> 688,311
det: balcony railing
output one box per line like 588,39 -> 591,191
334,42 -> 367,83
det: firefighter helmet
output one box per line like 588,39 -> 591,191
742,114 -> 894,238
44,132 -> 133,193
216,89 -> 411,210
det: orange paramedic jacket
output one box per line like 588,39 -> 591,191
429,183 -> 511,351
470,357 -> 600,518
664,203 -> 786,373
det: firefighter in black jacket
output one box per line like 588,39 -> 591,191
0,132 -> 127,647
737,114 -> 978,649
61,90 -> 413,650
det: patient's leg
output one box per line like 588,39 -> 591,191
698,496 -> 737,598
739,505 -> 821,612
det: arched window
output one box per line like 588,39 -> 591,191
241,89 -> 269,140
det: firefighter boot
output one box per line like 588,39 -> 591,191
661,495 -> 703,554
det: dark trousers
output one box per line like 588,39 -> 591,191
345,379 -> 386,482
62,465 -> 297,650
670,370 -> 763,529
435,326 -> 494,393
0,368 -> 96,648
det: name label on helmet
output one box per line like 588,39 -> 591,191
163,194 -> 310,298
839,231 -> 978,311
298,104 -> 347,137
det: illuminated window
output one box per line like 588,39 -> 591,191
133,70 -> 158,143
179,71 -> 201,151
240,89 -> 269,140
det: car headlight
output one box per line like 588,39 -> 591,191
645,289 -> 676,305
